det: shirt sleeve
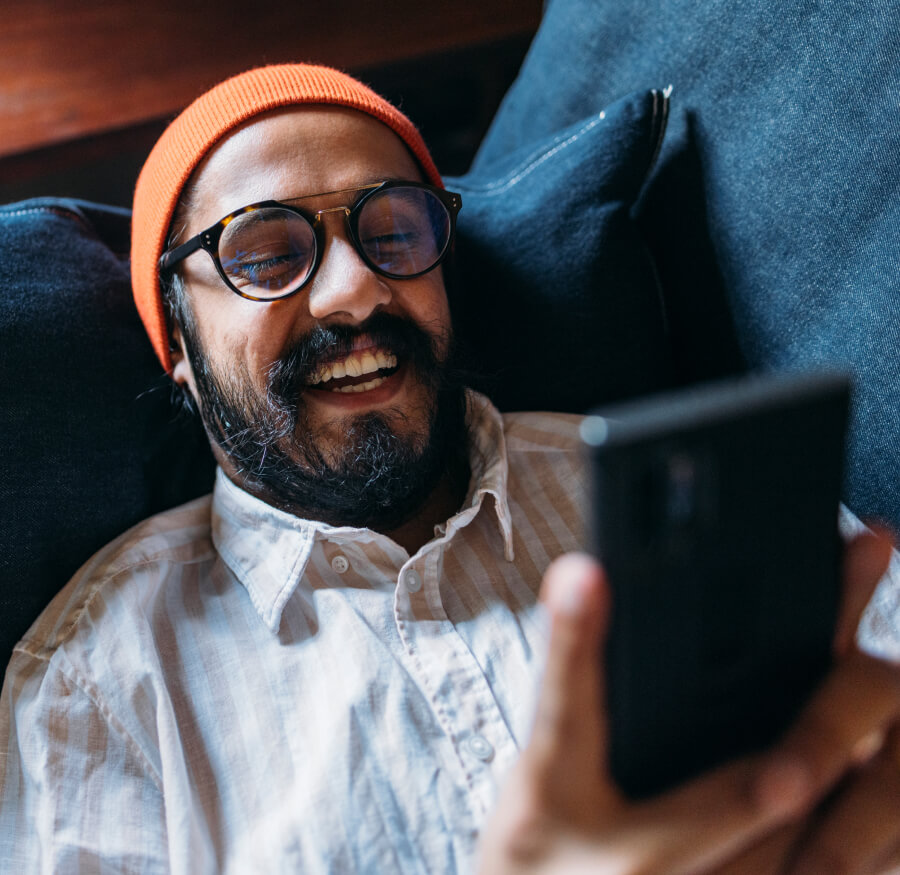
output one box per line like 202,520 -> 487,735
839,505 -> 900,661
0,649 -> 170,875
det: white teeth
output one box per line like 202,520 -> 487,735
333,376 -> 386,393
376,352 -> 397,370
310,349 -> 398,385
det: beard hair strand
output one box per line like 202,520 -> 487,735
183,312 -> 471,531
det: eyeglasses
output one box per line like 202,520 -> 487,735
158,180 -> 462,302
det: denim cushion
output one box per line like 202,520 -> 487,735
474,0 -> 900,532
0,91 -> 674,661
446,89 -> 674,413
0,200 -> 215,663
1,88 -> 673,662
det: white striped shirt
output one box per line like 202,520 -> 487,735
3,393 -> 898,874
0,394 -> 588,874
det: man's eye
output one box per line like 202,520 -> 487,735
219,210 -> 315,290
363,230 -> 418,251
224,251 -> 309,288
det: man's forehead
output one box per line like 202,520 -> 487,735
187,105 -> 424,215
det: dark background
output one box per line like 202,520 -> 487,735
0,0 -> 541,205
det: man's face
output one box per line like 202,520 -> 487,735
171,106 -> 468,529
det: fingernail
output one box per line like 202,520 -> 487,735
851,729 -> 884,764
557,576 -> 591,617
755,755 -> 812,817
547,556 -> 596,617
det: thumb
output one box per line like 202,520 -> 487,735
527,552 -> 615,802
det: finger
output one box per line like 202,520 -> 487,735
871,845 -> 900,875
834,528 -> 895,656
785,726 -> 900,875
711,822 -> 804,875
757,651 -> 900,820
528,553 -> 611,801
613,754 -> 812,874
617,652 -> 900,874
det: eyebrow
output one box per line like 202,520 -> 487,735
278,176 -> 420,206
236,208 -> 294,225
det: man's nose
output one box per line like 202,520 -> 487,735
306,214 -> 392,323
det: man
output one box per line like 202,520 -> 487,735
1,64 -> 899,873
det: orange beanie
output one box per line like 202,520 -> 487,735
131,63 -> 443,372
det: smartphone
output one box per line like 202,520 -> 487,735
580,370 -> 851,798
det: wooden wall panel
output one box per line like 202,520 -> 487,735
0,0 -> 541,159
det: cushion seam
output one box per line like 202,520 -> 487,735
452,112 -> 607,195
0,205 -> 92,234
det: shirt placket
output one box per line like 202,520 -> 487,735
393,535 -> 519,821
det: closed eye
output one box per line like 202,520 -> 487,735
224,251 -> 309,288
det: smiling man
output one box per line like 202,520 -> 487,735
159,103 -> 471,548
2,64 -> 900,874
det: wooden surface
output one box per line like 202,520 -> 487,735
1,0 -> 541,159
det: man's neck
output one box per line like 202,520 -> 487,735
380,469 -> 469,555
218,454 -> 470,557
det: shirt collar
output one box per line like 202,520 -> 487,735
210,390 -> 513,633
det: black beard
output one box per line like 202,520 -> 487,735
182,311 -> 471,531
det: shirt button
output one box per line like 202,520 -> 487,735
405,570 -> 422,593
465,734 -> 494,762
331,555 -> 349,574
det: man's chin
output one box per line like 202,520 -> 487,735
298,372 -> 435,460
234,409 -> 445,530
184,310 -> 470,530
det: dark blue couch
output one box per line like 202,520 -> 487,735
3,0 -> 899,665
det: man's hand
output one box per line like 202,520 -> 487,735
477,533 -> 900,874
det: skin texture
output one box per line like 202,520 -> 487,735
478,535 -> 900,874
170,106 -> 461,552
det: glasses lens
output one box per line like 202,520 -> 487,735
219,208 -> 316,297
356,186 -> 451,277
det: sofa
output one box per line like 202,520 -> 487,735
2,0 -> 898,664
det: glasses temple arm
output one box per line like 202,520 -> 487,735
158,235 -> 203,273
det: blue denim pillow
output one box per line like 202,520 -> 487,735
474,0 -> 900,533
0,199 -> 214,663
445,88 -> 674,413
0,91 -> 671,661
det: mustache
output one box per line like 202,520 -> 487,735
265,312 -> 445,407
178,305 -> 473,529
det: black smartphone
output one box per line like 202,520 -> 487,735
580,370 -> 851,798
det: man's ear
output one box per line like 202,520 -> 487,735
170,325 -> 200,404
